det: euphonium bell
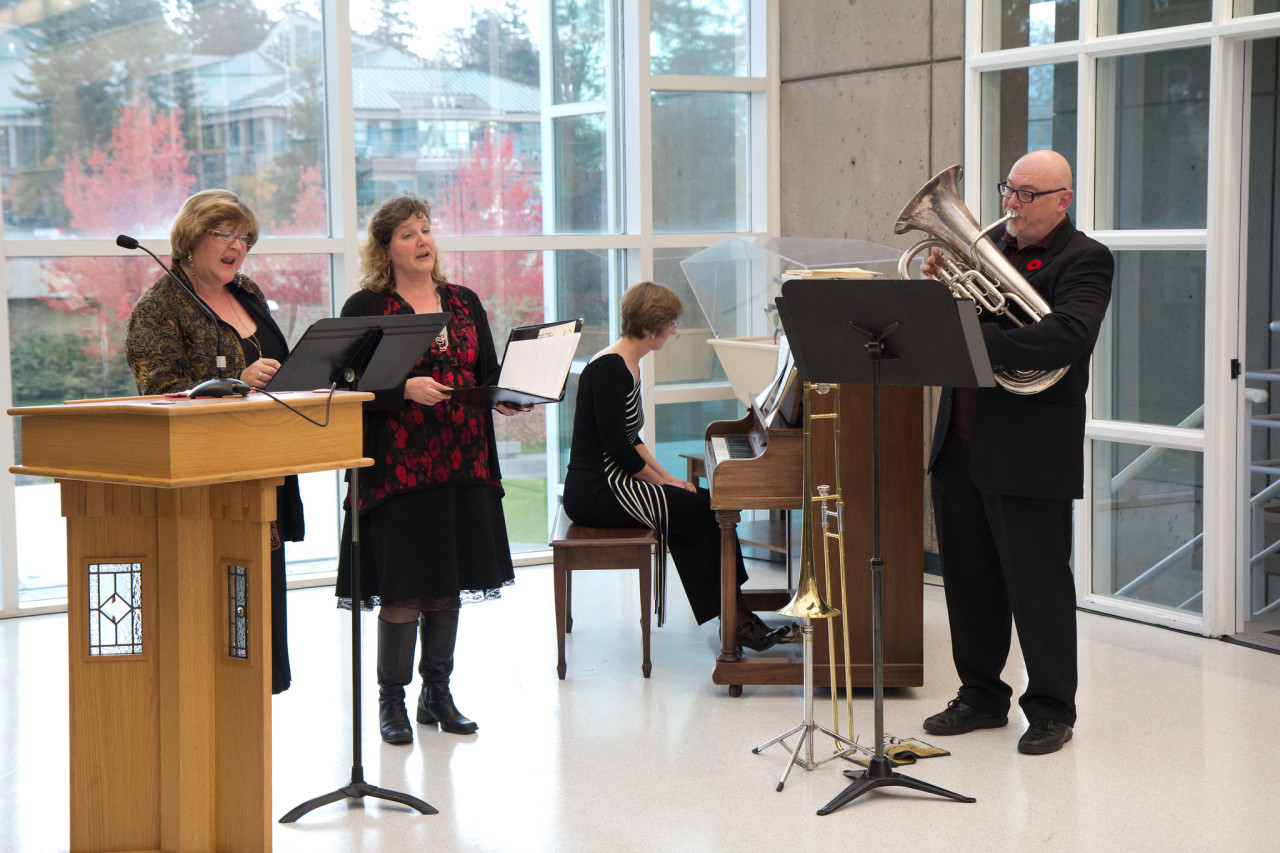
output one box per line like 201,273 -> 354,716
895,164 -> 1067,395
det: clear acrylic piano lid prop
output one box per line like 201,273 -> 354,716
680,237 -> 901,405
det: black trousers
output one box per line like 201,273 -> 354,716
270,543 -> 291,694
563,473 -> 747,625
931,435 -> 1078,726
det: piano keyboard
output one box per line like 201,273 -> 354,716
710,434 -> 755,464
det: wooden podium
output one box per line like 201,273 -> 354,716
8,391 -> 371,853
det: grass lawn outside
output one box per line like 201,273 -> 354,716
502,476 -> 548,548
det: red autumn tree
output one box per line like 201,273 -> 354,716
38,98 -> 197,396
434,125 -> 546,450
243,164 -> 330,346
434,125 -> 543,340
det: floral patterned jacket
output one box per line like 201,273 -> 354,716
340,284 -> 505,513
125,271 -> 285,396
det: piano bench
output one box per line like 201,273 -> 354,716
550,507 -> 656,679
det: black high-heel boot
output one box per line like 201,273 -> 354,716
377,619 -> 418,744
415,610 -> 478,735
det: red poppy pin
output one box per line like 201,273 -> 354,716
1026,259 -> 1043,272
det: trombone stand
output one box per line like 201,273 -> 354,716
752,618 -> 868,791
817,328 -> 974,814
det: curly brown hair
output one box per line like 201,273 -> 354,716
170,189 -> 259,261
359,194 -> 448,293
620,281 -> 682,339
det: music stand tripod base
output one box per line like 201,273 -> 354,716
817,756 -> 975,814
751,618 -> 872,792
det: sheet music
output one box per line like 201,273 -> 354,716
755,335 -> 793,416
510,318 -> 582,341
534,320 -> 580,338
498,333 -> 582,398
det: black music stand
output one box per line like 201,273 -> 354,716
279,313 -> 445,823
266,313 -> 447,393
775,279 -> 994,814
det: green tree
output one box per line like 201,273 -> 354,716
10,0 -> 184,231
368,0 -> 413,52
437,2 -> 539,86
553,0 -> 605,104
267,49 -> 327,228
184,0 -> 273,55
648,0 -> 742,76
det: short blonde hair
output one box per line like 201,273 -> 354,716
359,194 -> 447,294
170,189 -> 259,260
620,282 -> 682,339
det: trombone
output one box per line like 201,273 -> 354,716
752,382 -> 871,790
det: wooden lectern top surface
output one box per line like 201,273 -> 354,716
9,390 -> 374,488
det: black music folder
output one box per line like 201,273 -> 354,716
449,318 -> 583,408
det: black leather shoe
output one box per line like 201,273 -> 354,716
737,621 -> 787,653
923,697 -> 1009,735
1017,719 -> 1073,754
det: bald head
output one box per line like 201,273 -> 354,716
1002,149 -> 1074,246
1012,150 -> 1073,191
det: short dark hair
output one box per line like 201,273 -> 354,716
620,282 -> 682,339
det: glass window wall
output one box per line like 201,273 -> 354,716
1097,0 -> 1211,36
651,92 -> 750,234
979,63 -> 1078,222
0,0 -> 767,611
650,0 -> 751,77
1094,250 -> 1206,427
1095,47 -> 1210,231
1237,0 -> 1280,14
1092,439 -> 1204,613
980,0 -> 1079,52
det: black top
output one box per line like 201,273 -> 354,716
566,353 -> 647,478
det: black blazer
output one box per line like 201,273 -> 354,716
928,216 -> 1114,500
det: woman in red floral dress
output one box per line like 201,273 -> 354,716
336,194 -> 527,744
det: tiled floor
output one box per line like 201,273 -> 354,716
2,561 -> 1279,852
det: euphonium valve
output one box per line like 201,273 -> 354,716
894,164 -> 1068,395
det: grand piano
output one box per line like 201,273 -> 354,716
703,348 -> 923,695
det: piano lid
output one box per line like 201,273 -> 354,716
679,236 -> 903,344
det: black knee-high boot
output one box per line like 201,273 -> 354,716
416,610 -> 478,734
377,619 -> 418,744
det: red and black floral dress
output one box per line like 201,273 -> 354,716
335,283 -> 515,608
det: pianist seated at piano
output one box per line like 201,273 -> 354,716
563,282 -> 790,652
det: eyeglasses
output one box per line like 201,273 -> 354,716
996,182 -> 1067,204
207,229 -> 255,249
669,319 -> 679,329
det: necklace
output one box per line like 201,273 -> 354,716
244,331 -> 261,362
426,287 -> 448,351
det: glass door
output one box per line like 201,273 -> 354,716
1239,37 -> 1280,651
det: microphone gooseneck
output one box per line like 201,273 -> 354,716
118,233 -> 250,398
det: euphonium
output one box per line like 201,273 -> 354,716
895,164 -> 1067,395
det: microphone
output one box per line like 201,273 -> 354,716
118,234 -> 250,398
